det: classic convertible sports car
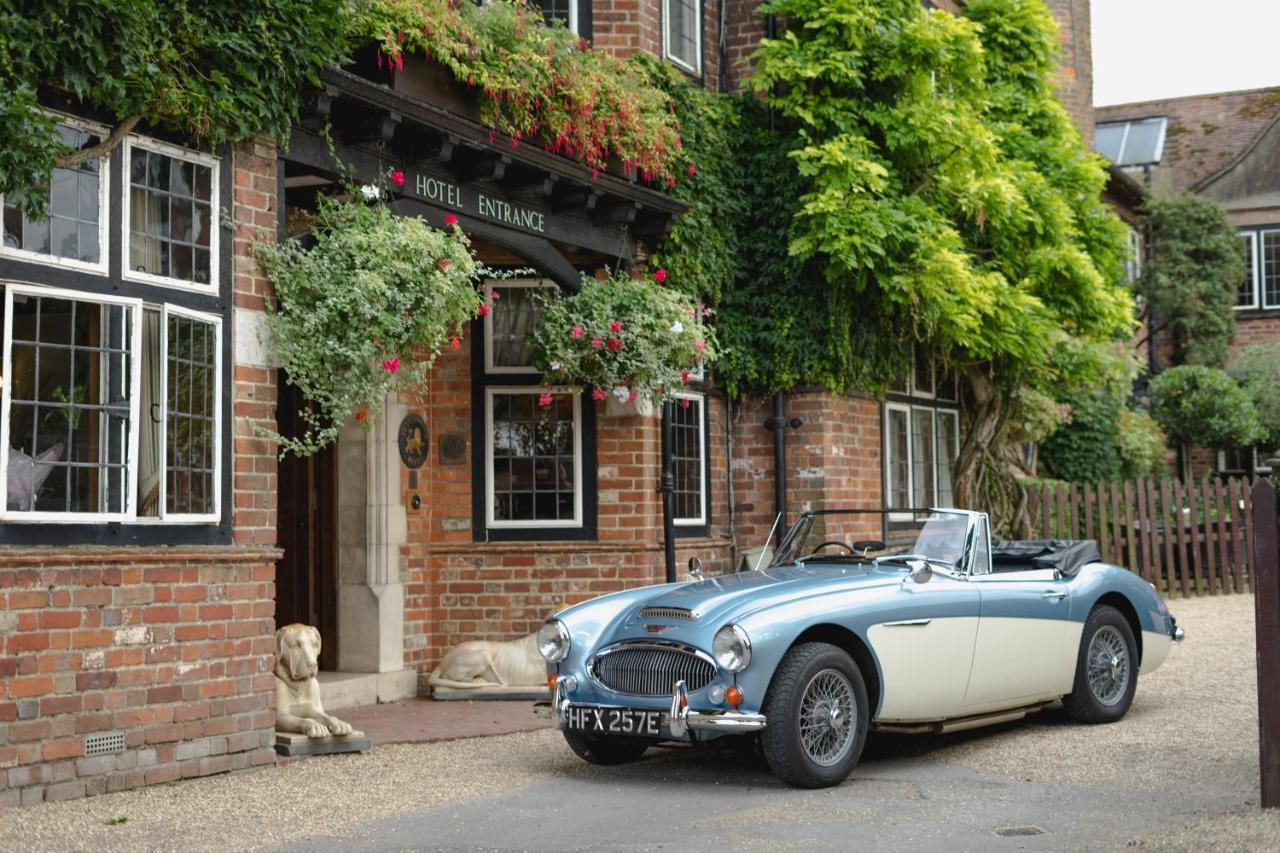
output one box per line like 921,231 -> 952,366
536,508 -> 1184,788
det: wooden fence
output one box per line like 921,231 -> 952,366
1023,478 -> 1255,597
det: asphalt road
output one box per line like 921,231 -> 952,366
5,594 -> 1273,852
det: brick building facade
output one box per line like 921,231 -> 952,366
2,0 -> 1100,805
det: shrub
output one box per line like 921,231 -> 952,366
1228,342 -> 1280,452
1115,408 -> 1167,479
1149,365 -> 1261,479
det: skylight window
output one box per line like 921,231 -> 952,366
1094,117 -> 1168,167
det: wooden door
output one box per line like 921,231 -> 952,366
275,371 -> 338,671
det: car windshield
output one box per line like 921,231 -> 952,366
769,509 -> 973,570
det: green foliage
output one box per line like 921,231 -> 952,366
1039,344 -> 1140,483
256,195 -> 480,455
530,270 -> 715,405
1115,408 -> 1167,479
637,56 -> 745,308
0,0 -> 350,218
1228,342 -> 1280,450
353,0 -> 682,185
1149,365 -> 1261,452
1139,193 -> 1243,367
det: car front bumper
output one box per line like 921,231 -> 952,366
534,677 -> 767,737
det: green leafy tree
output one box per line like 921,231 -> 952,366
727,0 -> 1132,519
1115,409 -> 1167,480
0,0 -> 349,217
1228,342 -> 1280,452
1149,365 -> 1261,481
1139,193 -> 1243,367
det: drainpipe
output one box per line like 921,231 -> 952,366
661,401 -> 677,583
764,392 -> 803,537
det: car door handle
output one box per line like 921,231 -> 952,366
883,618 -> 932,627
1042,590 -> 1067,601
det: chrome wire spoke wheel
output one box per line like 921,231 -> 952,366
1086,625 -> 1130,706
797,668 -> 856,766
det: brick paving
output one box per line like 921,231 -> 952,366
336,698 -> 552,746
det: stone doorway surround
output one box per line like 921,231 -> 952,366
324,395 -> 417,710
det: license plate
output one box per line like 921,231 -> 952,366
565,705 -> 663,737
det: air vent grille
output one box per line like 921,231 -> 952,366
638,607 -> 698,621
85,731 -> 126,757
591,644 -> 716,696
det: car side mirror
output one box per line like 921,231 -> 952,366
906,560 -> 932,585
688,557 -> 704,581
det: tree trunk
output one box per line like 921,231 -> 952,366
953,363 -> 1033,537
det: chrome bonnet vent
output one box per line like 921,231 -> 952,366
639,606 -> 698,621
590,642 -> 716,696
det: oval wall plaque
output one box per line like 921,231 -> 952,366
398,414 -> 429,469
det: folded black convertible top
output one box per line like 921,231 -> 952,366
989,539 -> 1103,578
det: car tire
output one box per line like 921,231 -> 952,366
1064,604 -> 1139,724
562,729 -> 649,765
760,642 -> 868,788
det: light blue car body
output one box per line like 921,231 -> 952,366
547,510 -> 1179,737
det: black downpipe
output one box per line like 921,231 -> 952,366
765,392 -> 803,542
661,401 -> 677,583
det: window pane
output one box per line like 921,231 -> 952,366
489,285 -> 545,369
129,147 -> 214,285
539,0 -> 573,30
1094,124 -> 1125,162
972,518 -> 991,575
165,313 -> 217,515
490,391 -> 576,523
1263,231 -> 1280,308
0,124 -> 102,264
914,353 -> 934,396
911,409 -> 936,508
672,397 -> 704,523
1118,117 -> 1166,165
5,292 -> 132,514
665,0 -> 700,69
887,409 -> 910,508
1239,233 -> 1258,307
937,411 -> 959,507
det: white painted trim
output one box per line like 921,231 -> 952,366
568,0 -> 579,35
1261,229 -> 1280,310
885,402 -> 913,515
158,305 -> 222,523
672,392 -> 707,527
484,385 -> 583,529
0,114 -> 111,275
911,404 -> 937,508
1236,231 -> 1259,311
661,0 -> 702,75
483,278 -> 552,375
120,136 -> 220,294
0,283 -> 142,522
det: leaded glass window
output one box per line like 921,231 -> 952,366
672,394 -> 706,525
488,389 -> 580,525
165,311 -> 218,517
663,0 -> 701,73
127,142 -> 216,288
1263,230 -> 1280,309
486,281 -> 550,371
1238,232 -> 1258,309
538,0 -> 577,32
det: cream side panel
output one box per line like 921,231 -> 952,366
963,618 -> 1081,708
1141,631 -> 1171,673
869,617 -> 978,722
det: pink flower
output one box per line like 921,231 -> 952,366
591,388 -> 607,402
606,338 -> 622,352
653,268 -> 667,283
681,398 -> 691,409
477,303 -> 490,317
695,339 -> 706,353
570,325 -> 584,339
686,307 -> 697,319
438,258 -> 452,271
444,213 -> 458,227
382,357 -> 400,374
688,162 -> 697,177
682,371 -> 690,383
609,321 -> 623,333
490,289 -> 501,301
538,392 -> 554,408
628,389 -> 638,402
388,170 -> 405,187
355,409 -> 369,422
450,335 -> 460,352
591,336 -> 603,349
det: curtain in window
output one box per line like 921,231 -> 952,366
137,310 -> 162,515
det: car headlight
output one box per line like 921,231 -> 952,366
537,619 -> 571,663
713,624 -> 751,672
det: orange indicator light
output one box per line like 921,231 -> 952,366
547,675 -> 558,694
725,685 -> 743,707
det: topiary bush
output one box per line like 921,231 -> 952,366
1228,342 -> 1280,453
1149,364 -> 1261,479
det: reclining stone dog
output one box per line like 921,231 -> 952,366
273,623 -> 352,738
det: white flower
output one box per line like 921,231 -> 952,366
612,385 -> 630,403
359,184 -> 382,202
670,320 -> 684,334
550,361 -> 563,371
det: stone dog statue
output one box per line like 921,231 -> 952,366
274,624 -> 352,738
428,632 -> 546,690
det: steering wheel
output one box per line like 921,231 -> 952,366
852,539 -> 887,555
808,540 -> 855,557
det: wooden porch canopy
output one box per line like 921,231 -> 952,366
285,65 -> 689,289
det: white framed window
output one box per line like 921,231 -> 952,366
1094,117 -> 1168,167
1126,226 -> 1143,286
1263,230 -> 1280,310
662,0 -> 702,74
672,392 -> 707,526
122,137 -> 219,293
0,283 -> 222,523
1237,231 -> 1259,310
1218,447 -> 1274,477
485,386 -> 582,529
539,0 -> 579,33
483,278 -> 553,374
885,403 -> 960,511
1,116 -> 110,275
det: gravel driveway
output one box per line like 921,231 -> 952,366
2,593 -> 1273,852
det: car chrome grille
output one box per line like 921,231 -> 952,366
590,644 -> 716,696
638,607 -> 698,621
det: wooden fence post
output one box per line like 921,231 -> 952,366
1251,478 -> 1280,808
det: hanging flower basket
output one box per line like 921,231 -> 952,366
256,191 -> 480,456
529,269 -> 715,407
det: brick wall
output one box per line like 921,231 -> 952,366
1043,0 -> 1093,148
0,549 -> 278,805
592,0 -> 723,90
